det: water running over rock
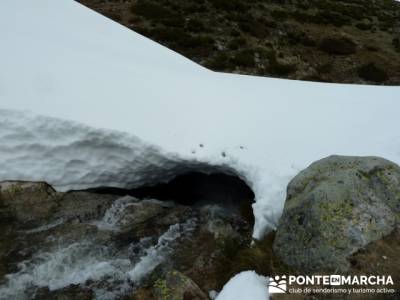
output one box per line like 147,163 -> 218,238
0,178 -> 254,299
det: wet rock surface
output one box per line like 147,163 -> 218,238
273,155 -> 400,273
151,270 -> 209,300
0,180 -> 254,299
0,181 -> 60,225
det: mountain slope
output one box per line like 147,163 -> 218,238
78,0 -> 400,85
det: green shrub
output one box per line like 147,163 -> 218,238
379,17 -> 396,31
206,53 -> 231,70
319,36 -> 357,55
270,9 -> 288,21
266,51 -> 297,76
228,12 -> 252,23
270,60 -> 297,76
356,22 -> 372,31
314,11 -> 351,27
132,25 -> 150,36
292,12 -> 312,23
131,0 -> 177,20
238,20 -> 268,38
128,15 -> 143,25
365,43 -> 379,52
301,74 -> 329,83
103,11 -> 121,22
393,38 -> 400,52
209,0 -> 247,11
258,16 -> 277,28
230,29 -> 241,37
287,30 -> 316,47
148,27 -> 189,43
184,3 -> 207,14
188,35 -> 214,48
161,16 -> 185,28
357,62 -> 388,83
316,62 -> 334,74
186,19 -> 206,32
231,49 -> 255,68
228,37 -> 246,50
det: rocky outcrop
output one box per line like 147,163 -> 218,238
273,155 -> 400,272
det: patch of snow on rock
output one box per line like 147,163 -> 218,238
216,271 -> 269,300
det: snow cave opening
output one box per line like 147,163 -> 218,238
87,171 -> 255,221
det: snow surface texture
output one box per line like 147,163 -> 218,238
0,110 -> 239,190
1,0 -> 400,239
216,271 -> 269,300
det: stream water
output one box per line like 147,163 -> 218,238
0,196 -> 197,300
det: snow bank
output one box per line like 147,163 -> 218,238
0,109 -> 238,191
216,271 -> 269,300
1,0 -> 400,239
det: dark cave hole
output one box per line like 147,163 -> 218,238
85,172 -> 255,221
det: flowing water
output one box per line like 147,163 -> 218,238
0,196 -> 197,300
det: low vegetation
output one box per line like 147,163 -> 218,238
319,36 -> 357,55
357,62 -> 389,83
79,0 -> 400,84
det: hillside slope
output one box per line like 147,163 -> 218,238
79,0 -> 400,85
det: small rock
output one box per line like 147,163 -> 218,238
33,285 -> 93,300
152,270 -> 208,300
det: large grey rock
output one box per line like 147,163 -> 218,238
273,155 -> 400,272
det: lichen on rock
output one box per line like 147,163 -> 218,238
152,270 -> 208,300
0,181 -> 60,225
273,155 -> 400,272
